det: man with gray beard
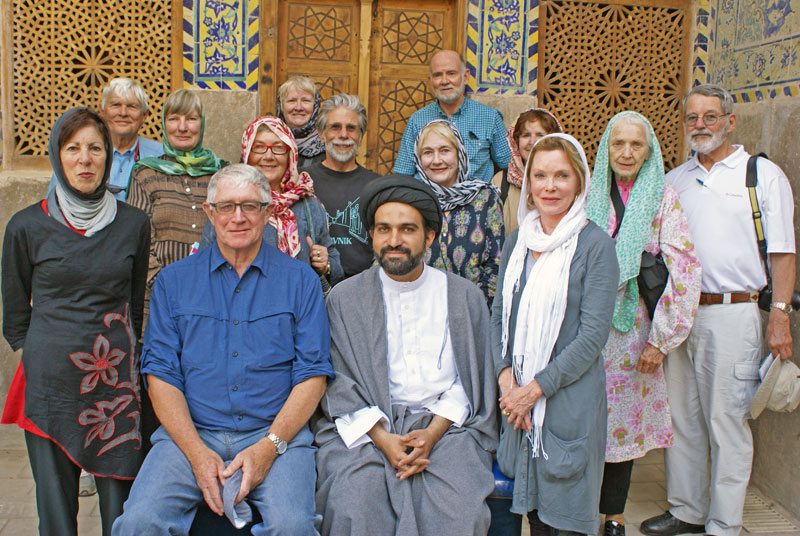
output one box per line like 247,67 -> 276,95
641,84 -> 795,536
393,49 -> 510,182
306,94 -> 379,278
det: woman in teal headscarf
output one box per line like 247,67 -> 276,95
128,89 -> 224,317
586,112 -> 701,536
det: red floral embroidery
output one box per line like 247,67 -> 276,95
78,395 -> 133,448
70,334 -> 127,394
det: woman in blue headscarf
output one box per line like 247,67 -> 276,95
586,111 -> 701,536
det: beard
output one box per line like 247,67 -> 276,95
434,79 -> 466,105
325,139 -> 359,163
687,121 -> 729,154
377,245 -> 426,277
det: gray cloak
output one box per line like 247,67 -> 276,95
491,223 -> 619,535
314,265 -> 498,536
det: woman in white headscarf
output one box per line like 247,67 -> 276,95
491,134 -> 619,535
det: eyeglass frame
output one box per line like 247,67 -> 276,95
249,143 -> 289,155
683,112 -> 730,126
209,201 -> 271,214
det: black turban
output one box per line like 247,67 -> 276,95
360,174 -> 443,239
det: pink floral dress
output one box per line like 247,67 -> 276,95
603,185 -> 701,462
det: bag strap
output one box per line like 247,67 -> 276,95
499,168 -> 510,203
746,153 -> 771,288
610,178 -> 625,239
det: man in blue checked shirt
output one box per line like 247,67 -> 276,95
113,164 -> 334,535
393,50 -> 511,182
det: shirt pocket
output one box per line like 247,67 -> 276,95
242,310 -> 295,370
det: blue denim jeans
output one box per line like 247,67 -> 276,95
112,425 -> 318,536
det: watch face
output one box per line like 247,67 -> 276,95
276,441 -> 287,455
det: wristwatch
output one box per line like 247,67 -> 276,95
266,432 -> 287,455
771,301 -> 794,314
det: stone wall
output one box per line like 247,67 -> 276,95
731,98 -> 800,516
0,172 -> 49,409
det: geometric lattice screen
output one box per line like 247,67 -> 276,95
540,0 -> 690,171
11,0 -> 172,156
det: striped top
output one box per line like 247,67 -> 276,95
128,157 -> 213,314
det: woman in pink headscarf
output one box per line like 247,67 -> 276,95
199,116 -> 343,286
492,109 -> 563,235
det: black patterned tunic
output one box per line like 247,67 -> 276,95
2,200 -> 150,478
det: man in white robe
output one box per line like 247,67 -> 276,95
314,175 -> 498,536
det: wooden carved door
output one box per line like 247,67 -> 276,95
262,0 -> 464,174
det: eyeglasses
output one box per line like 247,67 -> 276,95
210,201 -> 269,214
250,143 -> 289,155
684,113 -> 729,126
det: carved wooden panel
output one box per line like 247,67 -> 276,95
287,3 -> 353,61
10,0 -> 173,157
381,9 -> 445,65
540,0 -> 690,171
276,1 -> 359,113
376,80 -> 434,174
368,1 -> 457,174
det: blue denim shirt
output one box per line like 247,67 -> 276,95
393,98 -> 511,182
141,240 -> 334,432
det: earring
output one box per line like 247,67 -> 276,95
527,192 -> 535,207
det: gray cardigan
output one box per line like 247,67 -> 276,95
490,221 -> 619,534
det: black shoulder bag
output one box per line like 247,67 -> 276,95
745,153 -> 800,311
610,180 -> 669,320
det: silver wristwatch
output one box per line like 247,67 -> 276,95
771,301 -> 794,314
266,432 -> 287,455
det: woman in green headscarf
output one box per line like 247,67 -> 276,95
128,89 -> 224,317
586,111 -> 701,536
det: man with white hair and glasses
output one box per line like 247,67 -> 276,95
641,84 -> 795,536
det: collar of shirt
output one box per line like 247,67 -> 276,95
378,263 -> 430,292
435,97 -> 470,119
208,239 -> 271,277
687,144 -> 746,173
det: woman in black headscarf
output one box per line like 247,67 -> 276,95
1,108 -> 150,535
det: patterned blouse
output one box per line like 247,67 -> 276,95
425,188 -> 505,307
602,184 -> 701,462
128,158 -> 213,315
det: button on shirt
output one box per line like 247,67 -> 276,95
47,137 -> 163,201
393,98 -> 511,182
667,145 -> 795,293
141,240 -> 334,432
335,265 -> 470,448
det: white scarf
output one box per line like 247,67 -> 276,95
501,133 -> 591,457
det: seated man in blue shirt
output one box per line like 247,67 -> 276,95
113,164 -> 334,535
393,50 -> 511,182
48,77 -> 162,201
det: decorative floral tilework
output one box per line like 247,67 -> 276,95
703,0 -> 800,101
466,0 -> 537,95
183,0 -> 259,91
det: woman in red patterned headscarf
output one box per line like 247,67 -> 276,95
199,116 -> 343,287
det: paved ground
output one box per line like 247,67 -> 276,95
0,426 -> 796,535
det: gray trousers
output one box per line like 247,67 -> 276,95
663,303 -> 761,536
25,431 -> 132,536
